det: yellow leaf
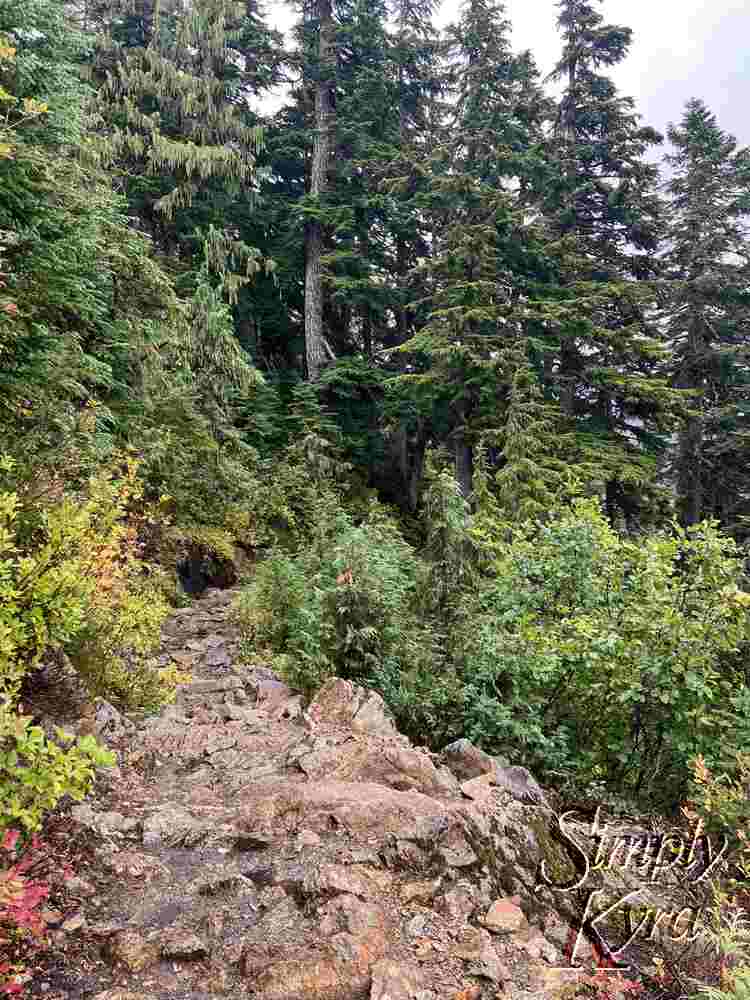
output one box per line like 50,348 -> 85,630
23,98 -> 48,115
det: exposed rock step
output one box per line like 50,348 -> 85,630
55,587 -> 698,1000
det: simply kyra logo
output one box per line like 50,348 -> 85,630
535,807 -> 736,971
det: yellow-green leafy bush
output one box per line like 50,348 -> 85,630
0,456 -> 170,829
0,703 -> 113,832
0,457 -> 168,702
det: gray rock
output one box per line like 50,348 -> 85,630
495,765 -> 548,806
160,927 -> 209,960
71,804 -> 140,838
94,699 -> 135,741
142,804 -> 207,848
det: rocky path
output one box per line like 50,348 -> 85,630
41,587 -> 689,1000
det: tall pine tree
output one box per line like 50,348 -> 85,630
396,0 -> 561,503
542,0 -> 681,521
663,99 -> 750,530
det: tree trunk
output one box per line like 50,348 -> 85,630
677,318 -> 705,525
678,414 -> 703,525
395,422 -> 426,511
452,399 -> 473,500
454,434 -> 473,500
304,0 -> 334,381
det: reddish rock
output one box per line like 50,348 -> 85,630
481,898 -> 526,934
318,894 -> 388,942
233,778 -> 457,843
297,741 -> 456,797
306,678 -> 397,737
453,987 -> 482,1000
442,739 -> 498,781
370,958 -> 422,999
245,897 -> 388,999
304,864 -> 393,900
250,955 -> 358,999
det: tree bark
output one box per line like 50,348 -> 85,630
677,317 -> 705,525
304,0 -> 334,381
452,399 -> 473,500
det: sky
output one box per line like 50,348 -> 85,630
263,0 -> 750,149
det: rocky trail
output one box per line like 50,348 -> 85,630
31,587 -> 705,1000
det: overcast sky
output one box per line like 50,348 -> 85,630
264,0 -> 750,149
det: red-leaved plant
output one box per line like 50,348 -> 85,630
0,829 -> 51,995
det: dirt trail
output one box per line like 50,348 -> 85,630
38,587 -> 679,1000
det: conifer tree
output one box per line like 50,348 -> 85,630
93,0 -> 267,269
662,100 -> 750,529
543,0 -> 681,517
397,0 -> 559,500
385,0 -> 443,347
303,0 -> 336,380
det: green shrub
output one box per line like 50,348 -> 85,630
237,473 -> 750,810
0,702 -> 114,832
0,457 -> 167,694
454,497 -> 750,806
235,500 -> 423,695
0,455 -> 169,831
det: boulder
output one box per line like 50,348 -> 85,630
232,778 -> 461,845
303,864 -> 393,900
295,739 -> 458,797
443,741 -> 548,806
481,898 -> 526,934
494,765 -> 548,807
306,679 -> 398,737
442,740 -> 499,781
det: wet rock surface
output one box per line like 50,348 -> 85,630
44,586 -> 704,1000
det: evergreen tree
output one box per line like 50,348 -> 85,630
542,0 -> 682,519
396,0 -> 561,502
663,100 -> 750,530
383,0 -> 442,348
0,0 -> 187,484
93,0 -> 269,272
303,0 -> 336,379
